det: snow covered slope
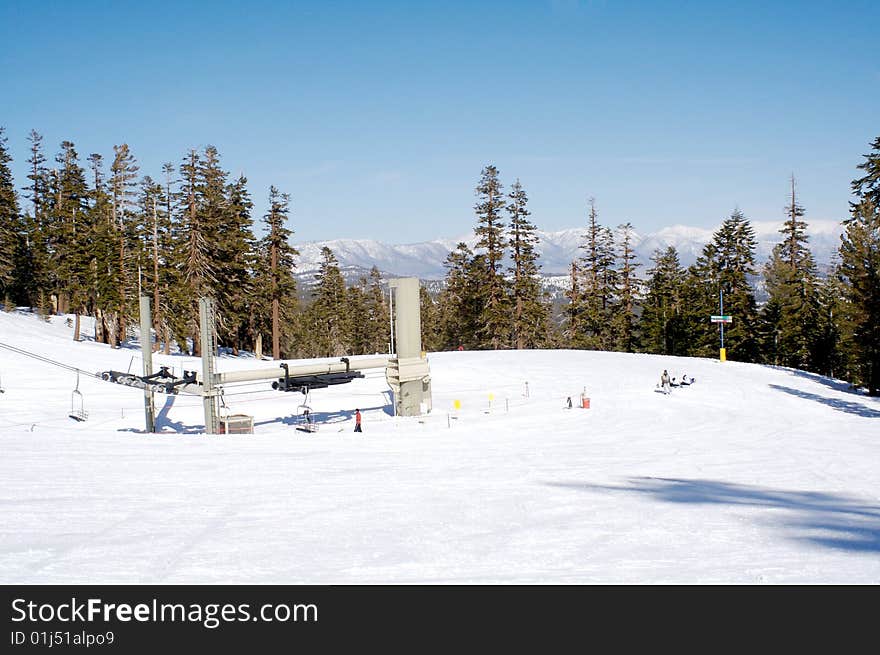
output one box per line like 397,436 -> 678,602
1,309 -> 879,584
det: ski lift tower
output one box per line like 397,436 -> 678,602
193,277 -> 432,434
200,297 -> 220,434
386,278 -> 432,417
139,296 -> 156,432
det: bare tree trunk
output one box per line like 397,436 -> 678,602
152,197 -> 161,352
118,236 -> 126,343
516,296 -> 524,350
73,313 -> 81,342
271,232 -> 280,359
95,307 -> 105,343
255,333 -> 263,360
105,311 -> 119,348
272,298 -> 280,359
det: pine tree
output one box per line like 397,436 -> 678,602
109,143 -> 139,343
813,262 -> 846,380
0,127 -> 21,306
84,153 -> 122,346
364,266 -> 389,354
572,198 -> 615,349
132,177 -> 170,348
344,282 -> 370,355
23,129 -> 50,313
49,141 -> 90,332
473,165 -> 508,349
690,209 -> 760,361
175,148 -> 213,354
507,179 -> 548,349
641,246 -> 686,355
679,244 -> 719,357
159,162 -> 177,353
437,242 -> 484,350
258,186 -> 299,359
562,261 -> 581,346
198,145 -> 229,296
610,222 -> 640,352
852,136 -> 880,209
419,284 -> 441,353
779,176 -> 812,269
838,198 -> 880,394
219,175 -> 257,354
760,177 -> 820,370
308,246 -> 347,357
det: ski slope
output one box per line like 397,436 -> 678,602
1,309 -> 879,584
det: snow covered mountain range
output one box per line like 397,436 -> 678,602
294,220 -> 845,282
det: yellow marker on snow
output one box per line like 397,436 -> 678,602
720,348 -> 727,362
453,399 -> 461,410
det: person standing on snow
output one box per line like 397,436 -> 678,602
354,408 -> 362,433
660,370 -> 671,394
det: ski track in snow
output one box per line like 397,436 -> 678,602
1,310 -> 879,583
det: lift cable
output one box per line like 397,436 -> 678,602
0,340 -> 100,379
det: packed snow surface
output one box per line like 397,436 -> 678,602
1,310 -> 878,584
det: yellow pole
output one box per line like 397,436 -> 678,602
720,347 -> 727,362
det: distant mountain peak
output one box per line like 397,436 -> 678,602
294,219 -> 845,282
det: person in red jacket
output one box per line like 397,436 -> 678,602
354,409 -> 362,433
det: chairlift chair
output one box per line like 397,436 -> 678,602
69,372 -> 88,421
296,401 -> 317,433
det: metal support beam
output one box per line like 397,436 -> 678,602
199,297 -> 219,434
214,356 -> 389,385
139,296 -> 155,433
387,278 -> 431,417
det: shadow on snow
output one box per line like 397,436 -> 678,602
763,364 -> 872,397
254,402 -> 391,429
118,394 -> 204,434
768,384 -> 880,419
544,477 -> 880,553
118,391 -> 394,434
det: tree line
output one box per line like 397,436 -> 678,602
422,140 -> 880,396
0,128 -> 389,361
0,129 -> 878,394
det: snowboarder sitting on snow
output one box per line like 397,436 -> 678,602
680,374 -> 691,386
354,408 -> 362,433
660,370 -> 671,394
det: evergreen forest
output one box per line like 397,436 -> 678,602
1,129 -> 878,394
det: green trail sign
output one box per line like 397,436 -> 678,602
710,315 -> 733,323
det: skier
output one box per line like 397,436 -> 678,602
566,396 -> 573,409
680,374 -> 690,386
660,370 -> 671,394
354,408 -> 362,433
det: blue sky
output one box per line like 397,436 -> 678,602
2,0 -> 878,243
